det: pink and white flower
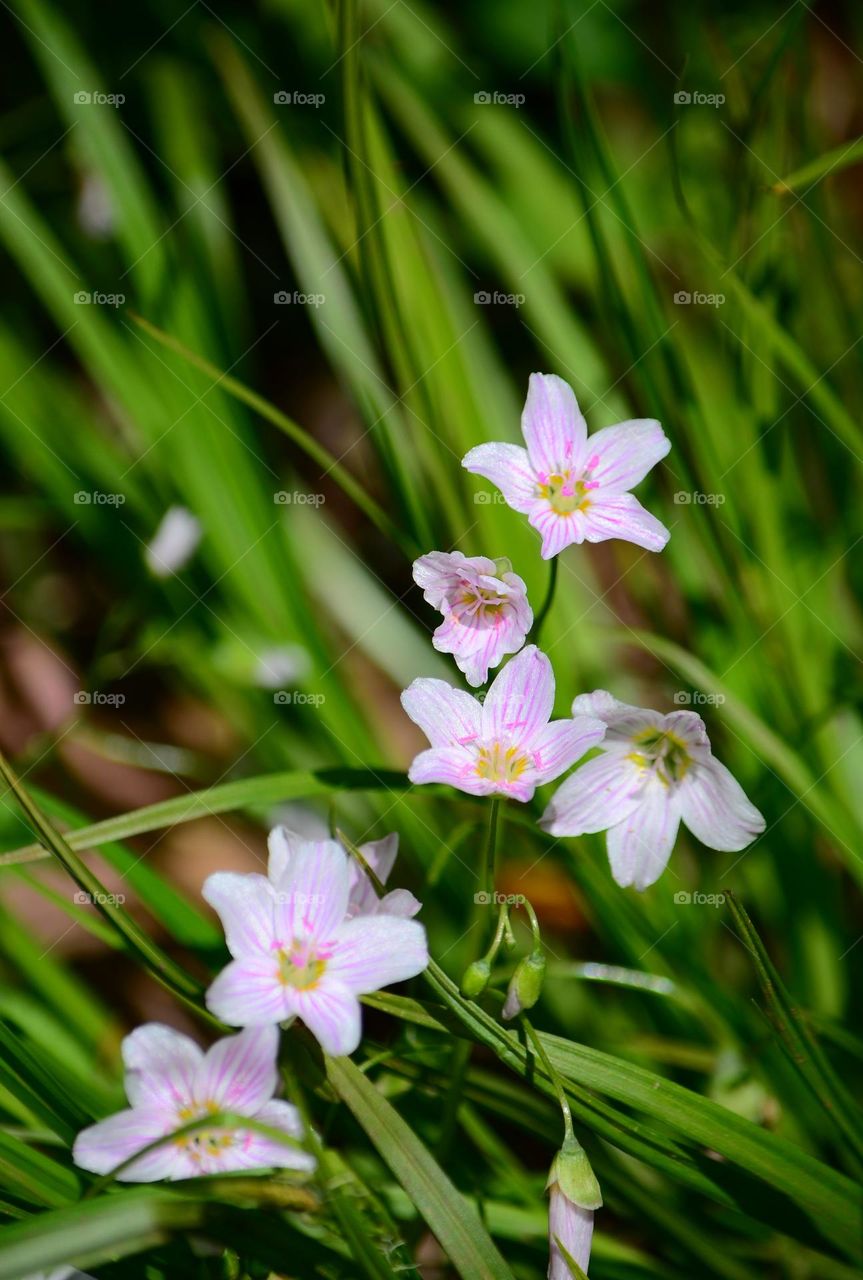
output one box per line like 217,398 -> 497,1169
541,691 -> 766,890
72,1023 -> 314,1181
412,550 -> 532,687
401,645 -> 605,802
548,1185 -> 594,1279
268,826 -> 421,920
204,839 -> 428,1056
462,372 -> 671,559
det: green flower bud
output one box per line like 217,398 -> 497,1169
461,958 -> 491,998
493,556 -> 513,578
547,1135 -> 602,1211
502,948 -> 546,1019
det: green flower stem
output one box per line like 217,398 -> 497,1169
533,556 -> 559,645
521,1014 -> 574,1141
483,798 -> 501,903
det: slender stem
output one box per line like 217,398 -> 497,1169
483,798 -> 501,903
533,557 -> 559,645
521,1014 -> 574,1141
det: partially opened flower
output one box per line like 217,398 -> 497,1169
73,1024 -> 314,1181
462,372 -> 671,559
401,645 -> 605,802
268,826 -> 421,920
204,839 -> 428,1056
546,1137 -> 602,1279
541,691 -> 765,890
412,550 -> 532,687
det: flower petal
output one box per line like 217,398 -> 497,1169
583,418 -> 670,492
678,757 -> 765,851
582,492 -> 670,552
293,983 -> 362,1056
407,746 -> 492,794
571,690 -> 662,744
225,1099 -> 316,1173
329,915 -> 429,994
348,832 -> 400,917
202,872 -> 277,959
122,1023 -> 202,1111
72,1108 -> 180,1182
194,1026 -> 279,1113
528,715 -> 606,785
401,678 -> 483,748
377,888 -> 422,918
528,504 -> 586,559
605,781 -> 680,890
482,645 -> 554,742
275,839 -> 350,943
541,750 -> 646,836
462,442 -> 537,512
205,957 -> 289,1027
268,825 -> 304,887
548,1185 -> 594,1280
412,550 -> 495,609
521,373 -> 587,475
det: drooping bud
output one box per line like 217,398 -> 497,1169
546,1136 -> 601,1279
460,958 -> 491,999
502,949 -> 546,1019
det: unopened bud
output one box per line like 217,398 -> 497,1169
461,958 -> 491,998
502,949 -> 546,1019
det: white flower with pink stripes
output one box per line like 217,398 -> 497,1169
203,838 -> 428,1056
401,645 -> 605,802
73,1024 -> 313,1181
413,549 -> 532,687
462,372 -> 671,559
542,691 -> 765,890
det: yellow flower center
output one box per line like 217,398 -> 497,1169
539,472 -> 592,516
475,742 -> 530,783
277,945 -> 327,990
626,728 -> 692,786
175,1100 -> 234,1160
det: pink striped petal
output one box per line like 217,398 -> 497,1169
274,840 -> 350,943
292,983 -> 362,1056
528,715 -> 606,785
583,418 -> 670,492
401,678 -> 483,748
202,872 -> 277,959
521,373 -> 587,475
413,550 -> 496,609
73,1107 -> 180,1182
194,1026 -> 279,1113
205,957 -> 289,1027
482,646 -> 554,742
542,750 -> 646,836
582,492 -> 670,551
226,1099 -> 315,1173
678,758 -> 765,851
377,888 -> 421,918
407,746 -> 492,794
528,503 -> 587,559
549,1185 -> 594,1280
328,915 -> 428,995
462,442 -> 537,512
268,825 -> 304,887
606,781 -> 680,890
122,1024 -> 202,1111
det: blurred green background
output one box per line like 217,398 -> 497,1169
0,0 -> 862,1276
